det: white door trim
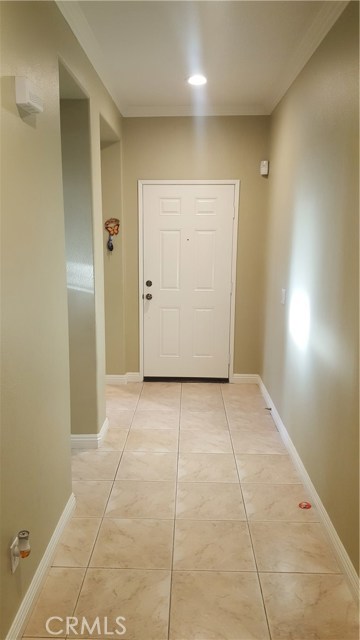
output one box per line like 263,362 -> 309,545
138,180 -> 240,380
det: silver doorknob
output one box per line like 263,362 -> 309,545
146,293 -> 152,300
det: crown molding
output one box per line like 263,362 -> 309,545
266,1 -> 349,113
121,104 -> 268,118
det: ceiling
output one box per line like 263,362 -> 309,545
56,1 -> 348,117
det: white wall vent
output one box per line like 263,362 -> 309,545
15,77 -> 44,115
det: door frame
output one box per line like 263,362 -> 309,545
138,179 -> 240,381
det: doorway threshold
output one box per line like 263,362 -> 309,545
143,377 -> 229,383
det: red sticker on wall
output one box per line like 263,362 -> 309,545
298,501 -> 312,509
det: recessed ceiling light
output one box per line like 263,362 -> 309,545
188,74 -> 207,86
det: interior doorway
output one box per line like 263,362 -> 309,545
58,61 -> 97,435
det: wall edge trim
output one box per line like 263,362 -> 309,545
258,377 -> 359,601
106,373 -> 142,384
229,373 -> 261,384
70,417 -> 109,449
5,493 -> 76,640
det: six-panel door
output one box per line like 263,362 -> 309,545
142,183 -> 235,377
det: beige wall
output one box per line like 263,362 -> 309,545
122,116 -> 270,374
262,2 -> 359,569
0,2 -> 122,636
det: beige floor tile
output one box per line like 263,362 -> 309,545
242,483 -> 319,521
105,480 -> 176,519
137,389 -> 181,411
136,398 -> 181,411
90,518 -> 173,569
178,453 -> 238,482
228,398 -> 271,420
106,388 -> 141,411
99,428 -> 129,451
125,428 -> 178,452
106,409 -> 134,428
176,482 -> 246,520
179,429 -> 232,453
250,522 -> 340,573
23,567 -> 85,638
260,573 -> 359,640
227,411 -> 275,429
180,410 -> 228,430
236,453 -> 300,483
182,382 -> 222,396
181,385 -> 222,408
173,520 -> 255,571
106,383 -> 143,399
169,571 -> 270,640
71,451 -> 121,481
72,568 -> 170,639
141,381 -> 181,396
72,481 -> 112,517
131,410 -> 180,429
116,452 -> 177,481
181,395 -> 224,412
52,518 -> 101,567
231,429 -> 287,454
223,397 -> 267,414
221,383 -> 261,398
107,398 -> 139,411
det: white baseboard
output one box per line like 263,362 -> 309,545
70,417 -> 109,449
258,377 -> 359,601
106,372 -> 142,385
6,493 -> 76,640
229,373 -> 261,384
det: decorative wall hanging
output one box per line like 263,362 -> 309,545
105,218 -> 120,252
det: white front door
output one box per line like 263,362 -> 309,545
141,182 -> 237,378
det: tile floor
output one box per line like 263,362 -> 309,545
23,382 -> 359,640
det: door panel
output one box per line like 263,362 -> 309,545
160,231 -> 181,290
195,231 -> 216,290
193,308 -> 214,357
160,308 -> 180,357
142,183 -> 235,378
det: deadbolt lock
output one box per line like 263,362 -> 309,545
146,280 -> 152,287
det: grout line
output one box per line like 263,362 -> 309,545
52,564 -> 344,576
246,521 -> 273,640
166,382 -> 182,640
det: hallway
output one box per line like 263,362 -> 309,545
22,382 -> 357,639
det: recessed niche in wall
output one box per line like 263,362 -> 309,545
100,115 -> 124,375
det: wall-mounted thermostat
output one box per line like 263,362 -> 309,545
15,77 -> 44,115
260,160 -> 269,176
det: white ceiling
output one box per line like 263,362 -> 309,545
57,1 -> 348,117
